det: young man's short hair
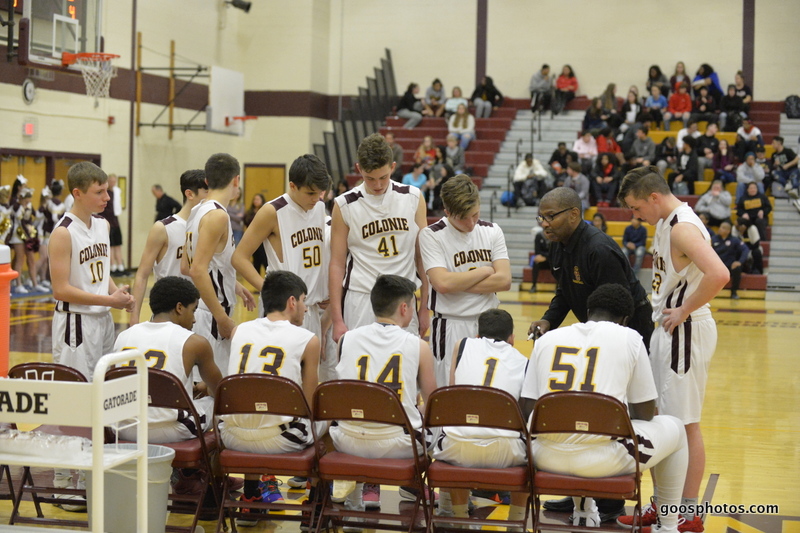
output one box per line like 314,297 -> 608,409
478,308 -> 514,342
441,174 -> 479,218
617,166 -> 670,207
289,154 -> 331,192
261,270 -> 308,314
357,133 -> 394,172
568,161 -> 582,173
149,276 -> 200,315
587,283 -> 634,320
180,169 -> 208,203
67,161 -> 107,193
370,274 -> 416,318
773,136 -> 784,145
204,153 -> 240,190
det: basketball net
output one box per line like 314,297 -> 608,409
75,55 -> 118,107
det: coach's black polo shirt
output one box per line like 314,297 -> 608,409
542,222 -> 652,344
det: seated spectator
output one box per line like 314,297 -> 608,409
622,216 -> 648,277
563,161 -> 590,211
662,82 -> 692,130
425,78 -> 446,118
583,97 -> 610,132
711,220 -> 749,299
655,136 -> 679,178
447,103 -> 476,150
591,153 -> 619,207
528,224 -> 550,293
644,85 -> 668,128
596,128 -> 624,165
620,116 -> 653,156
645,64 -> 670,97
572,130 -> 598,175
671,136 -> 699,194
691,85 -> 718,123
414,135 -> 437,170
697,212 -> 715,237
529,63 -> 553,112
734,70 -> 753,114
734,118 -> 764,162
737,181 -> 771,243
669,61 -> 689,93
548,142 -> 578,180
442,134 -> 465,173
719,84 -> 747,132
630,127 -> 656,167
694,179 -> 732,226
385,132 -> 404,182
397,83 -> 432,129
735,151 -> 766,202
771,136 -> 800,199
696,121 -> 720,174
470,76 -> 503,118
713,139 -> 737,184
444,86 -> 469,117
599,84 -> 621,129
514,153 -> 550,206
429,164 -> 455,214
403,163 -> 432,197
755,146 -> 773,190
591,212 -> 608,233
735,219 -> 764,274
618,90 -> 642,135
692,63 -> 723,100
552,64 -> 578,116
676,118 -> 702,151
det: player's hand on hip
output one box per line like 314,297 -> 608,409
218,315 -> 236,339
332,320 -> 348,343
528,319 -> 550,340
661,307 -> 688,335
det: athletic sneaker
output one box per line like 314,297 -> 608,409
677,515 -> 704,532
398,485 -> 438,505
172,469 -> 206,496
787,186 -> 799,200
14,285 -> 28,294
363,483 -> 380,509
258,475 -> 284,503
571,510 -> 600,527
288,476 -> 308,488
618,497 -> 658,527
236,494 -> 266,527
342,499 -> 365,533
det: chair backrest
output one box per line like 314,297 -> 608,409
425,385 -> 527,434
215,374 -> 311,419
313,379 -> 412,429
106,366 -> 194,412
530,391 -> 635,440
8,362 -> 87,383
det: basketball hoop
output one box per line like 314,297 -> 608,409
225,115 -> 257,127
62,52 -> 120,106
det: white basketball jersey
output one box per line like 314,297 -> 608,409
335,182 -> 421,294
153,214 -> 188,281
113,321 -> 194,425
651,203 -> 710,323
53,213 -> 111,315
522,321 -> 656,446
449,337 -> 529,439
185,200 -> 237,317
336,322 -> 422,430
419,218 -> 509,318
226,317 -> 315,429
265,194 -> 327,305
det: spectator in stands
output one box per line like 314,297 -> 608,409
735,219 -> 764,274
771,136 -> 800,199
733,71 -> 753,114
630,127 -> 656,167
403,163 -> 432,196
572,130 -> 598,175
444,86 -> 469,118
447,103 -> 476,150
592,212 -> 608,233
623,215 -> 648,277
755,146 -> 773,190
719,84 -> 747,132
549,142 -> 578,181
425,78 -> 446,118
528,224 -> 550,293
713,138 -> 737,184
470,76 -> 503,118
692,85 -> 718,123
676,118 -> 702,151
737,181 -> 771,243
429,164 -> 455,214
442,134 -> 465,173
697,212 -> 715,237
583,97 -> 610,132
655,136 -> 679,178
736,151 -> 766,202
694,179 -> 732,226
591,153 -> 619,207
646,65 -> 670,97
669,61 -> 689,93
596,128 -> 624,165
735,118 -> 764,162
619,90 -> 643,136
415,135 -> 437,168
672,135 -> 699,194
553,65 -> 578,116
397,83 -> 432,129
529,64 -> 553,112
514,153 -> 550,207
692,63 -> 723,100
696,121 -> 721,174
599,84 -> 621,129
563,161 -> 590,211
620,115 -> 653,156
227,187 -> 245,244
385,132 -> 404,182
711,220 -> 748,299
644,85 -> 668,128
663,82 -> 692,130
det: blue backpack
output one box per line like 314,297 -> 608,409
501,190 -> 516,207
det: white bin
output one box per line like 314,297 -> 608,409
86,443 -> 176,533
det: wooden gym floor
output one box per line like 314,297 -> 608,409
3,281 -> 800,532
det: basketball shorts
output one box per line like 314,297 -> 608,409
650,310 -> 717,424
116,396 -> 214,443
430,315 -> 479,387
330,422 -> 435,459
109,225 -> 123,247
343,290 -> 419,336
52,311 -> 115,381
433,432 -> 526,469
220,418 -> 327,454
193,307 -> 232,378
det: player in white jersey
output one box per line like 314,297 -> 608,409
181,153 -> 254,376
232,154 -> 331,338
333,275 -> 437,514
433,309 -> 529,524
113,276 -> 221,442
419,175 -> 511,386
521,284 -> 688,533
130,170 -> 208,326
329,133 -> 430,343
619,167 -> 729,532
48,162 -> 135,502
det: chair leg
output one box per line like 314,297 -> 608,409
216,473 -> 229,533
